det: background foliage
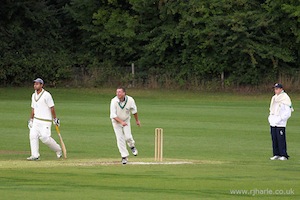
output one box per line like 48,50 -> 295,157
1,0 -> 300,89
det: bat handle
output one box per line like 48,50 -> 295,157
55,125 -> 60,134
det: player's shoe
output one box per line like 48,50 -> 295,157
56,151 -> 63,159
131,147 -> 138,156
278,156 -> 288,160
121,157 -> 128,165
27,156 -> 40,161
270,155 -> 280,160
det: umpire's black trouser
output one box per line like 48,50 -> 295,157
270,126 -> 289,158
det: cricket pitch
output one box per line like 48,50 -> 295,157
0,158 -> 225,168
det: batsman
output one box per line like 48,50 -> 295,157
110,87 -> 141,164
27,78 -> 62,160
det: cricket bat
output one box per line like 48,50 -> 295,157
55,125 -> 67,159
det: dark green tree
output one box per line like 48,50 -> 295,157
0,0 -> 72,86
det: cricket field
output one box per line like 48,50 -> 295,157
0,88 -> 299,199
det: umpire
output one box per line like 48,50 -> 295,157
268,83 -> 294,161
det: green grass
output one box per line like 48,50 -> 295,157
0,87 -> 299,199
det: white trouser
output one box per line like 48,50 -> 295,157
112,120 -> 135,158
29,119 -> 61,158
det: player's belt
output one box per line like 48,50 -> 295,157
34,117 -> 52,122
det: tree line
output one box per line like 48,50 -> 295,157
1,0 -> 300,89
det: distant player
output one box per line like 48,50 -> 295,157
110,87 -> 140,164
27,78 -> 62,160
268,83 -> 294,161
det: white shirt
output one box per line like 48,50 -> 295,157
268,101 -> 291,127
110,95 -> 137,122
31,89 -> 54,121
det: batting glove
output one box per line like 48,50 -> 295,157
28,119 -> 33,129
53,118 -> 60,126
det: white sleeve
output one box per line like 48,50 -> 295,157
131,98 -> 137,114
45,93 -> 55,108
110,99 -> 118,119
31,94 -> 34,108
280,104 -> 291,121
